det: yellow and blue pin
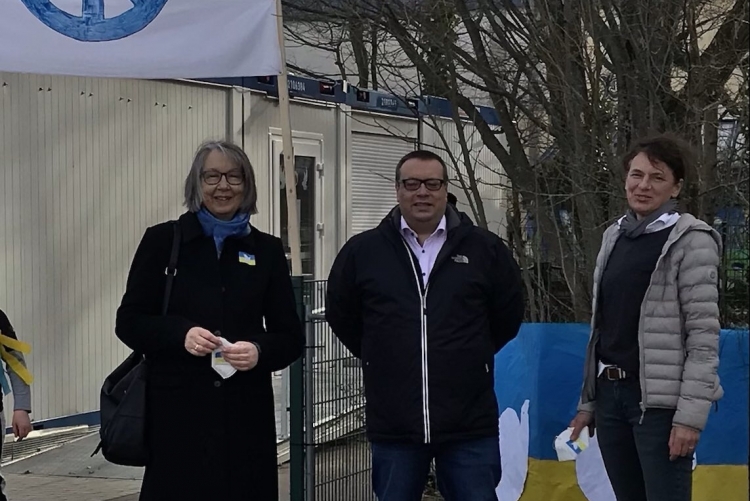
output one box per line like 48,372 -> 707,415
239,251 -> 256,266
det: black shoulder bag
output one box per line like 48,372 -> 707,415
93,222 -> 181,466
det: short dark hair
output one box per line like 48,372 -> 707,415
447,192 -> 458,206
622,133 -> 693,182
395,150 -> 449,182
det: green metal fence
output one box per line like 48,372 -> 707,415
289,279 -> 374,501
717,216 -> 749,328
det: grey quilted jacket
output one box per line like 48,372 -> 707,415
578,214 -> 723,431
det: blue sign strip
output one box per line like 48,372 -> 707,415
203,76 -> 345,104
198,75 -> 502,126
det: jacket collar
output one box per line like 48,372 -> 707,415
400,214 -> 447,238
383,204 -> 468,236
179,212 -> 203,243
601,212 -> 722,261
378,205 -> 474,275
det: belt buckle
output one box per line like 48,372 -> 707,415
605,367 -> 625,380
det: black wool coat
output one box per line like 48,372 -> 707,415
115,211 -> 303,501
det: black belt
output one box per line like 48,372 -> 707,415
600,366 -> 629,381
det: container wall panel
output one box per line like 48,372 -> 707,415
0,72 -> 228,422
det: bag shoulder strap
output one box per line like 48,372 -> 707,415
161,222 -> 181,316
93,223 -> 180,457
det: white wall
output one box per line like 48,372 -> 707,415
0,72 -> 228,422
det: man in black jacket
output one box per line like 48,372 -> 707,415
326,150 -> 524,501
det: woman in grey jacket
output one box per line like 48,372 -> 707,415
569,134 -> 723,501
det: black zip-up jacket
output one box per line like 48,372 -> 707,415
326,206 -> 524,444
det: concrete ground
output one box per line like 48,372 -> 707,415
4,470 -> 292,501
1,431 -> 384,501
0,364 -> 372,500
2,432 -> 291,501
0,431 -> 446,501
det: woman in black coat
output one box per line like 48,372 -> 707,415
116,140 -> 304,501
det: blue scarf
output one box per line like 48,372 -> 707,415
196,208 -> 251,255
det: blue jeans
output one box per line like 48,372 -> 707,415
596,378 -> 692,501
371,437 -> 501,501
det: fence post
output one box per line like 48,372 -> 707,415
290,276 -> 305,501
304,304 -> 316,501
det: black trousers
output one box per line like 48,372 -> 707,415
595,377 -> 692,501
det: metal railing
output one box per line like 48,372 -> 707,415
285,279 -> 373,501
718,218 -> 749,328
302,280 -> 373,501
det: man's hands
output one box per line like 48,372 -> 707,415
569,411 -> 595,441
669,425 -> 700,461
222,342 -> 259,372
12,410 -> 32,440
185,327 -> 221,356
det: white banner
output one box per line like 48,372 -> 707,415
0,0 -> 281,78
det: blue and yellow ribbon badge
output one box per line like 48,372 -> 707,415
238,251 -> 256,266
0,331 -> 34,393
566,437 -> 589,454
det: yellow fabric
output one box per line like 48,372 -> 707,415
0,333 -> 31,354
519,459 -> 748,501
520,460 -> 587,501
0,332 -> 33,385
693,465 -> 749,501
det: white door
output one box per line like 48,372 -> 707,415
271,138 -> 324,279
350,132 -> 416,235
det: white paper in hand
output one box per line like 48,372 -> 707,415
554,427 -> 590,461
212,338 -> 237,379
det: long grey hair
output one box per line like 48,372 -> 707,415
183,140 -> 258,215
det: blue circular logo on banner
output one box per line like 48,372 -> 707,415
20,0 -> 169,42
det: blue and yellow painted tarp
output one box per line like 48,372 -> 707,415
494,324 -> 749,501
